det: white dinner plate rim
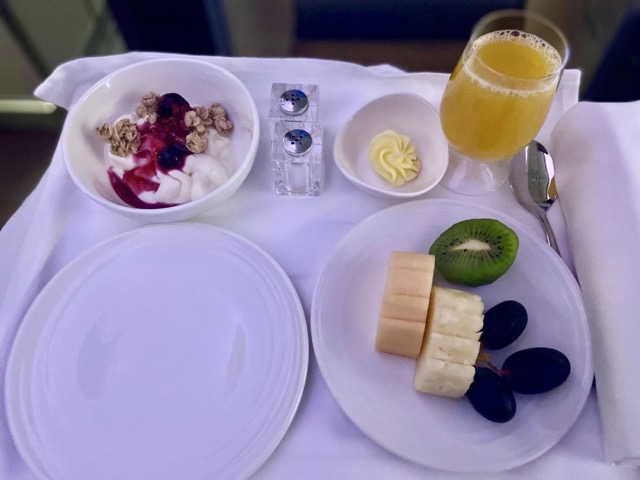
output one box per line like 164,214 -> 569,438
5,222 -> 309,480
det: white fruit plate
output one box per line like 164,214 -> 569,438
311,198 -> 593,473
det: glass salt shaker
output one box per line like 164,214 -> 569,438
271,122 -> 323,196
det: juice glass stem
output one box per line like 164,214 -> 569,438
440,148 -> 510,195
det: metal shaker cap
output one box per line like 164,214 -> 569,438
279,89 -> 309,115
283,129 -> 313,156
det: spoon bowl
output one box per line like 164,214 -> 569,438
509,141 -> 560,254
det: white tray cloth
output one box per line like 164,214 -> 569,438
0,52 -> 623,479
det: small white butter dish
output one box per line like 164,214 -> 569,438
334,93 -> 448,198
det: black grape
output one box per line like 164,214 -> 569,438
481,300 -> 528,350
502,347 -> 571,394
466,367 -> 516,423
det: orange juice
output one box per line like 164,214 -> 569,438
440,30 -> 562,161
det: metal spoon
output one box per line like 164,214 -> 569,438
509,140 -> 560,255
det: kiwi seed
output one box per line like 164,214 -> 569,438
428,218 -> 519,287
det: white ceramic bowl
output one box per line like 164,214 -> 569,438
334,93 -> 448,198
62,58 -> 260,222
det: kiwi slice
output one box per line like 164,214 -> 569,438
429,218 -> 519,287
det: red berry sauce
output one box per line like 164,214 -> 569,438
109,93 -> 195,209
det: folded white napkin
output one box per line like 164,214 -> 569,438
551,101 -> 640,467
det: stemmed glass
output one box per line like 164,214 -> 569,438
439,9 -> 569,195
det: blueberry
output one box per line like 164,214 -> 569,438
157,144 -> 187,171
157,93 -> 189,119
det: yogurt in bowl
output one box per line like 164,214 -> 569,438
97,92 -> 235,209
62,58 -> 259,222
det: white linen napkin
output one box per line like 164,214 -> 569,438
551,100 -> 640,467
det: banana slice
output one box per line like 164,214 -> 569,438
375,251 -> 435,358
414,287 -> 484,398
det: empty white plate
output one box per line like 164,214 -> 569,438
334,93 -> 449,198
5,223 -> 308,480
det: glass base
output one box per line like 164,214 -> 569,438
439,148 -> 510,195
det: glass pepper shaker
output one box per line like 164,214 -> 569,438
269,83 -> 318,122
279,89 -> 309,116
271,122 -> 323,196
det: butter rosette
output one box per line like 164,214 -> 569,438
368,130 -> 421,186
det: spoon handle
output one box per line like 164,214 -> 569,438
535,209 -> 560,255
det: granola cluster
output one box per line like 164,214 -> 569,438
96,118 -> 141,157
96,92 -> 234,158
